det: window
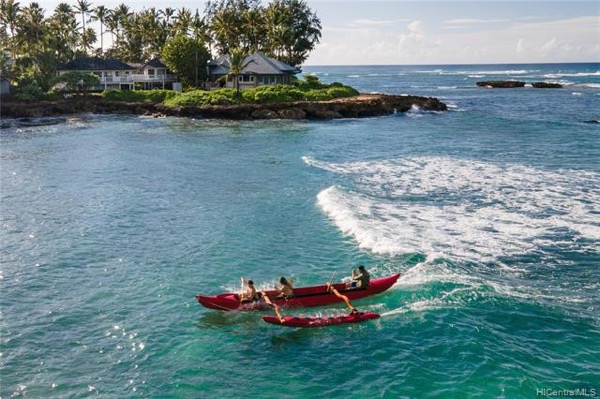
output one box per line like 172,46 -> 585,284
147,69 -> 155,76
238,75 -> 255,83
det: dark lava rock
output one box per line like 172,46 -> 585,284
476,81 -> 526,88
532,82 -> 563,88
1,94 -> 447,120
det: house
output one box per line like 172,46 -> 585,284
128,58 -> 178,90
206,52 -> 299,90
57,57 -> 178,90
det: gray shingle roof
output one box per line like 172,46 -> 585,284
208,52 -> 299,76
58,57 -> 135,71
143,58 -> 167,68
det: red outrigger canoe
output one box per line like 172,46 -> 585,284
195,273 -> 400,311
262,312 -> 380,328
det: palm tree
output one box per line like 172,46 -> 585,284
90,5 -> 108,54
16,2 -> 46,57
0,0 -> 21,55
173,7 -> 192,37
114,3 -> 131,44
263,0 -> 321,67
226,48 -> 249,97
48,3 -> 78,62
104,9 -> 118,48
191,11 -> 212,54
74,0 -> 92,53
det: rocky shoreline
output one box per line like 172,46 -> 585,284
1,94 -> 446,124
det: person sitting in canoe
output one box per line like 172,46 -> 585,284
276,277 -> 294,298
348,265 -> 370,289
327,282 -> 358,314
239,279 -> 261,303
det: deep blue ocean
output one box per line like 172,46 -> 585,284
1,63 -> 599,398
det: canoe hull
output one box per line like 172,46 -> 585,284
262,312 -> 380,328
196,273 -> 400,311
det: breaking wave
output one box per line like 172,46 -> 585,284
304,156 -> 600,264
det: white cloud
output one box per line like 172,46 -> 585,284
350,18 -> 409,27
442,18 -> 508,29
308,15 -> 600,65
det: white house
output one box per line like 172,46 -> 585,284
57,57 -> 178,90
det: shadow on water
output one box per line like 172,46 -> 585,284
194,310 -> 264,333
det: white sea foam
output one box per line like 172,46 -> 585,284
307,156 -> 600,264
544,71 -> 600,78
440,69 -> 534,76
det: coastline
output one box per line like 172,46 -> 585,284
0,93 -> 447,123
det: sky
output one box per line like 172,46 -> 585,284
36,0 -> 600,65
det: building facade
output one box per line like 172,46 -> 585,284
57,57 -> 178,90
206,52 -> 299,90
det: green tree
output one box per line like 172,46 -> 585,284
263,0 -> 321,67
204,0 -> 262,55
90,5 -> 108,54
161,34 -> 210,87
172,7 -> 192,37
74,0 -> 93,53
47,3 -> 79,63
54,70 -> 99,92
226,47 -> 249,96
0,0 -> 21,56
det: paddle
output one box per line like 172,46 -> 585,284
239,277 -> 245,302
326,271 -> 337,292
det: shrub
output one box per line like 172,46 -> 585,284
163,89 -> 238,107
303,89 -> 333,101
53,72 -> 100,92
327,86 -> 359,97
295,74 -> 327,90
244,85 -> 305,103
13,83 -> 45,102
102,90 -> 177,103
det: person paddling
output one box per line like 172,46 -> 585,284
348,265 -> 370,289
239,279 -> 261,303
240,279 -> 284,322
276,277 -> 294,298
327,282 -> 358,314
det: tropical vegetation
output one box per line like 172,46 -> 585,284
100,76 -> 359,106
0,0 -> 322,95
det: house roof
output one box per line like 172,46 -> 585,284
58,57 -> 135,71
143,58 -> 167,68
208,52 -> 299,76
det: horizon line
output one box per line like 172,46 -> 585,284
302,61 -> 600,68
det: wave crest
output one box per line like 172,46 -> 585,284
310,156 -> 600,263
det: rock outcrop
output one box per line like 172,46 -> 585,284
476,81 -> 526,88
1,94 -> 447,121
531,82 -> 563,88
476,81 -> 563,89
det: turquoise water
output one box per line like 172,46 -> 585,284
1,63 -> 599,398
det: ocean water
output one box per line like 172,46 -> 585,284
1,63 -> 599,398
